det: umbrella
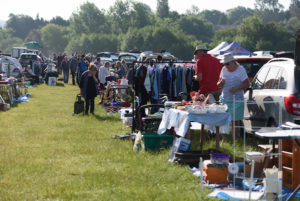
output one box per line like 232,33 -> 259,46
24,41 -> 43,49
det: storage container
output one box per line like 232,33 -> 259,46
142,133 -> 173,151
210,153 -> 230,165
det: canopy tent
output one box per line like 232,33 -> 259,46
24,41 -> 43,49
208,41 -> 229,56
219,41 -> 255,56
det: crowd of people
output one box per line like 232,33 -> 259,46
50,47 -> 250,141
51,52 -> 129,115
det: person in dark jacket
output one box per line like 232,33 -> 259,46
79,63 -> 99,115
61,56 -> 69,83
69,56 -> 78,85
77,55 -> 88,85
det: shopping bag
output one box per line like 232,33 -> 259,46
74,94 -> 84,114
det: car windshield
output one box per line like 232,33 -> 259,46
97,53 -> 110,58
239,60 -> 268,78
119,55 -> 137,63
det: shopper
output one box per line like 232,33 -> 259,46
121,59 -> 128,75
217,53 -> 250,140
116,61 -> 126,79
193,45 -> 222,101
79,63 -> 99,115
61,56 -> 69,83
69,55 -> 78,85
77,55 -> 88,85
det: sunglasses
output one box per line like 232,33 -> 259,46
224,62 -> 231,66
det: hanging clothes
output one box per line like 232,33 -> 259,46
144,65 -> 152,93
182,66 -> 187,94
135,65 -> 148,106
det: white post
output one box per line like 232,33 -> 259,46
199,157 -> 203,193
249,160 -> 255,201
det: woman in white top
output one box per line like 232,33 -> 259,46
98,62 -> 111,86
217,53 -> 250,141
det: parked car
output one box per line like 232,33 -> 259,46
243,58 -> 300,132
118,52 -> 139,64
19,53 -> 40,67
0,55 -> 23,77
138,51 -> 176,62
96,52 -> 119,62
11,47 -> 39,59
274,51 -> 294,59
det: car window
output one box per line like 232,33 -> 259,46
239,60 -> 268,78
278,69 -> 288,89
263,66 -> 281,89
253,66 -> 270,89
21,55 -> 37,60
119,55 -> 137,63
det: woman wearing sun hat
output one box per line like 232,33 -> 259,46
217,53 -> 250,141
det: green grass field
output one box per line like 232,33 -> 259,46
0,80 -> 259,201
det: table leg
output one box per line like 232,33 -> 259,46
216,126 -> 220,150
200,124 -> 205,151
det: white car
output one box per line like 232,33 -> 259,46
244,58 -> 300,132
0,55 -> 23,77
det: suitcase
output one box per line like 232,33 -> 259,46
74,94 -> 84,114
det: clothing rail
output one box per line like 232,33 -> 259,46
130,60 -> 195,133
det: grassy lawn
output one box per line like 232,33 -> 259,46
0,80 -> 261,201
0,80 -> 219,201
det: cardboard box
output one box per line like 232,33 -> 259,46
203,160 -> 228,184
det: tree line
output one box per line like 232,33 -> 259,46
0,0 -> 299,60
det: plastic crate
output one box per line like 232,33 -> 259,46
143,133 -> 173,151
141,116 -> 162,133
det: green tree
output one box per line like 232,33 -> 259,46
40,24 -> 69,55
177,16 -> 213,42
69,2 -> 107,36
237,16 -> 294,51
156,0 -> 169,18
255,0 -> 283,12
211,28 -> 238,47
286,17 -> 300,32
130,2 -> 154,28
226,6 -> 254,25
50,16 -> 69,26
254,0 -> 287,22
5,14 -> 36,39
121,25 -> 194,60
25,29 -> 42,43
0,28 -> 23,54
65,34 -> 118,54
108,0 -> 132,34
185,5 -> 200,16
289,0 -> 300,19
199,10 -> 227,25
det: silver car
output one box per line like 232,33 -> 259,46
243,58 -> 300,132
0,55 -> 23,77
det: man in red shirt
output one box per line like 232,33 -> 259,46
194,45 -> 222,101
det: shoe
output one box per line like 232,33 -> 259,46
90,111 -> 94,115
84,112 -> 88,115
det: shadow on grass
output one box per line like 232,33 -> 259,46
93,113 -> 120,121
54,82 -> 65,87
11,100 -> 21,107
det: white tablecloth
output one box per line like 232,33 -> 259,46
157,108 -> 231,137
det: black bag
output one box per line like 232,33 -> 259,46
74,94 -> 84,114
